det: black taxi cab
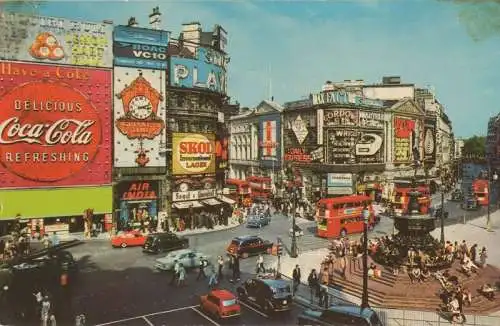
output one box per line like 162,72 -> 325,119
226,235 -> 273,258
236,276 -> 292,313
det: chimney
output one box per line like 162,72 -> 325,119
127,17 -> 138,27
181,22 -> 202,54
149,6 -> 162,30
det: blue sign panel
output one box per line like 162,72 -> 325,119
258,114 -> 281,168
113,25 -> 169,70
169,47 -> 227,94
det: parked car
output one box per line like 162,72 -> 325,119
461,197 -> 480,211
236,276 -> 292,313
154,249 -> 210,271
199,289 -> 241,319
246,214 -> 271,228
289,225 -> 304,237
226,235 -> 273,258
111,230 -> 146,248
143,232 -> 189,254
298,305 -> 383,326
451,189 -> 464,202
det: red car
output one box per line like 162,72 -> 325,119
200,289 -> 241,319
111,230 -> 146,248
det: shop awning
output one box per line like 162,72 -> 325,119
173,201 -> 203,209
202,198 -> 222,206
219,196 -> 236,205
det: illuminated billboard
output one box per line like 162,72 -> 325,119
0,61 -> 112,188
0,12 -> 113,67
169,47 -> 227,94
172,133 -> 216,175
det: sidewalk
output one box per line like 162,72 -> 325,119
48,219 -> 243,242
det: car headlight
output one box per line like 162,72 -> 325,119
283,300 -> 287,305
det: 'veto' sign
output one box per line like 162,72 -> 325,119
0,80 -> 101,182
173,133 -> 215,175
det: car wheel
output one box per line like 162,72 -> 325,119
340,229 -> 347,237
262,300 -> 272,314
120,242 -> 127,248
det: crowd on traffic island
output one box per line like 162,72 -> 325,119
314,235 -> 497,324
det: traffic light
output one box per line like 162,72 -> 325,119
277,243 -> 283,256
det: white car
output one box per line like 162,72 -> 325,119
154,249 -> 211,271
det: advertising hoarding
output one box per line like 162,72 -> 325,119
0,12 -> 113,67
215,136 -> 229,170
326,128 -> 384,164
172,175 -> 216,202
170,47 -> 227,94
259,116 -> 281,167
327,173 -> 353,195
0,61 -> 112,188
114,67 -> 166,167
0,186 -> 112,219
424,118 -> 437,163
393,116 -> 416,163
172,133 -> 216,175
117,180 -> 159,226
113,25 -> 169,70
324,109 -> 359,127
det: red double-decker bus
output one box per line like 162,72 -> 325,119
316,195 -> 375,238
472,178 -> 489,206
391,180 -> 431,216
225,179 -> 251,205
246,176 -> 272,201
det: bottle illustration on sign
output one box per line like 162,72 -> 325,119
424,128 -> 435,156
355,133 -> 383,156
116,72 -> 165,167
29,32 -> 65,61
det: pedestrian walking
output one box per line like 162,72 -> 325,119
217,255 -> 224,280
208,266 -> 218,289
318,285 -> 329,308
292,264 -> 301,294
169,260 -> 180,285
177,264 -> 186,287
479,247 -> 488,267
230,255 -> 240,282
256,254 -> 265,274
307,269 -> 319,304
197,256 -> 208,280
41,296 -> 51,326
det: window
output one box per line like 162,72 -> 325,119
318,204 -> 326,217
222,299 -> 236,307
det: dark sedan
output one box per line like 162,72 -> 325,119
298,305 -> 383,326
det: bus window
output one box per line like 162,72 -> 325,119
317,204 -> 326,218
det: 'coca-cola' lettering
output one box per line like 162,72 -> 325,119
0,117 -> 95,145
0,79 -> 102,183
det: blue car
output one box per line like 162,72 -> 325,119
246,214 -> 271,228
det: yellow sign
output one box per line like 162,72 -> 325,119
172,133 -> 216,175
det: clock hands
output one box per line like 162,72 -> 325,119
137,104 -> 152,111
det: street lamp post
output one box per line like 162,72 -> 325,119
440,184 -> 445,244
290,187 -> 298,258
487,160 -> 498,232
361,205 -> 370,308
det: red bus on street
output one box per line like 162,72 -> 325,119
391,180 -> 431,216
316,195 -> 375,238
246,176 -> 272,200
225,179 -> 251,205
472,179 -> 489,206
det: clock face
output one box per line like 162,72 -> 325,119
179,183 -> 189,192
129,96 -> 153,120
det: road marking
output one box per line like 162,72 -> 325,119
239,300 -> 269,318
191,307 -> 221,326
142,316 -> 154,326
95,305 -> 198,325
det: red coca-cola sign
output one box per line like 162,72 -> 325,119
0,61 -> 112,188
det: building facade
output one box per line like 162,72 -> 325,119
228,100 -> 283,184
166,22 -> 232,228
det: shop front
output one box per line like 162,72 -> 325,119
0,186 -> 112,236
117,180 -> 159,231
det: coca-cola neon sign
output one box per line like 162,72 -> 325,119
0,80 -> 101,182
